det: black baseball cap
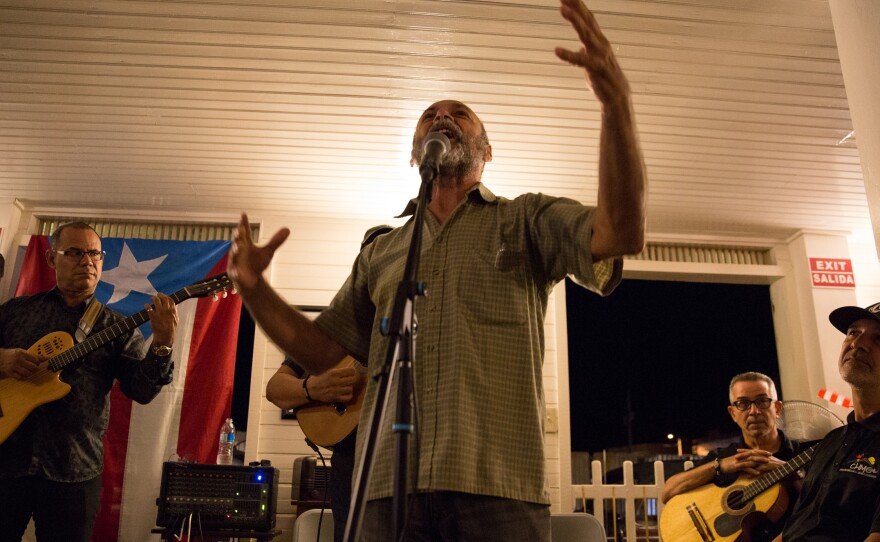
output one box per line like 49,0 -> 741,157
829,301 -> 880,333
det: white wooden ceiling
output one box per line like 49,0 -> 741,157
0,0 -> 872,244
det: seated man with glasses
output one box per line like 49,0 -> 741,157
661,372 -> 805,542
0,221 -> 179,542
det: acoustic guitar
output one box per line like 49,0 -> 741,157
0,273 -> 234,445
294,355 -> 367,447
659,445 -> 815,542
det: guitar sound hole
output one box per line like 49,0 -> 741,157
726,490 -> 747,511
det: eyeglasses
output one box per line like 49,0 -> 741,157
731,397 -> 774,411
55,248 -> 106,261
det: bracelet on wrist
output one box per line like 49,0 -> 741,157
714,457 -> 722,477
303,375 -> 313,401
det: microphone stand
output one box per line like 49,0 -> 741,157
344,163 -> 437,542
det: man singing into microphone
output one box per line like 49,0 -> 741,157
228,1 -> 646,540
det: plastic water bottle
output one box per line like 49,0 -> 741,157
216,418 -> 235,465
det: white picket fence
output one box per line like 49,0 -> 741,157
571,459 -> 694,542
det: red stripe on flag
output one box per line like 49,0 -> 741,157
15,237 -> 55,295
177,255 -> 243,462
93,385 -> 133,542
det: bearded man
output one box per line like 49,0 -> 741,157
227,0 -> 647,539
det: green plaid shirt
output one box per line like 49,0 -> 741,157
315,183 -> 621,504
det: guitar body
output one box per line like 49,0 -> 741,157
0,332 -> 75,443
295,356 -> 367,447
660,475 -> 792,542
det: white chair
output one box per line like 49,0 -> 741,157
292,508 -> 335,542
551,513 -> 606,542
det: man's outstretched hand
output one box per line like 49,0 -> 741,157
227,213 -> 290,293
555,0 -> 632,107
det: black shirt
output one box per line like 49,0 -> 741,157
0,288 -> 173,482
782,411 -> 880,541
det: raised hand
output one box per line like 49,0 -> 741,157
227,212 -> 290,293
554,0 -> 631,107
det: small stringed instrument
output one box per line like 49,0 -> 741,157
0,273 -> 234,445
294,355 -> 367,447
659,445 -> 816,542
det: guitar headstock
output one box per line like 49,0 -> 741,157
186,273 -> 235,300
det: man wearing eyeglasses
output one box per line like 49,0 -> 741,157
662,372 -> 804,542
0,221 -> 179,542
774,302 -> 880,542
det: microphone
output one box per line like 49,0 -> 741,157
419,131 -> 451,181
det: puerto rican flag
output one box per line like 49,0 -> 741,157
16,236 -> 242,542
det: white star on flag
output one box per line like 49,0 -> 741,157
100,242 -> 168,304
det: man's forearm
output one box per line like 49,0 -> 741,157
239,276 -> 345,373
661,462 -> 716,504
592,99 -> 647,260
266,372 -> 309,410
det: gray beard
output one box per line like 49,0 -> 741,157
415,135 -> 483,186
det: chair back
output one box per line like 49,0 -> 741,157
292,508 -> 335,542
550,513 -> 605,542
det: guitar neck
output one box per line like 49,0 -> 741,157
741,444 -> 816,500
47,287 -> 196,372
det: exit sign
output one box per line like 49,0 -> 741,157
809,258 -> 855,288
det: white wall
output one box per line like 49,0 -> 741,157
850,237 -> 880,307
830,0 -> 880,258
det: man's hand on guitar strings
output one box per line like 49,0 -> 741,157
0,348 -> 47,380
145,293 -> 178,347
307,366 -> 359,403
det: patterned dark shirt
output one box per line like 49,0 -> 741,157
0,288 -> 173,482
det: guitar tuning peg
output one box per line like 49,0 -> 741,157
231,287 -> 238,295
222,291 -> 228,299
212,293 -> 219,302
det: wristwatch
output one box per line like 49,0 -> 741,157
151,344 -> 173,357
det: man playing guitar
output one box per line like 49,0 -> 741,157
661,372 -> 805,542
0,221 -> 178,541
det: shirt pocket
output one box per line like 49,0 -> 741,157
458,237 -> 529,325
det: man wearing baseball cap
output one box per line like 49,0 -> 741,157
774,301 -> 880,541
